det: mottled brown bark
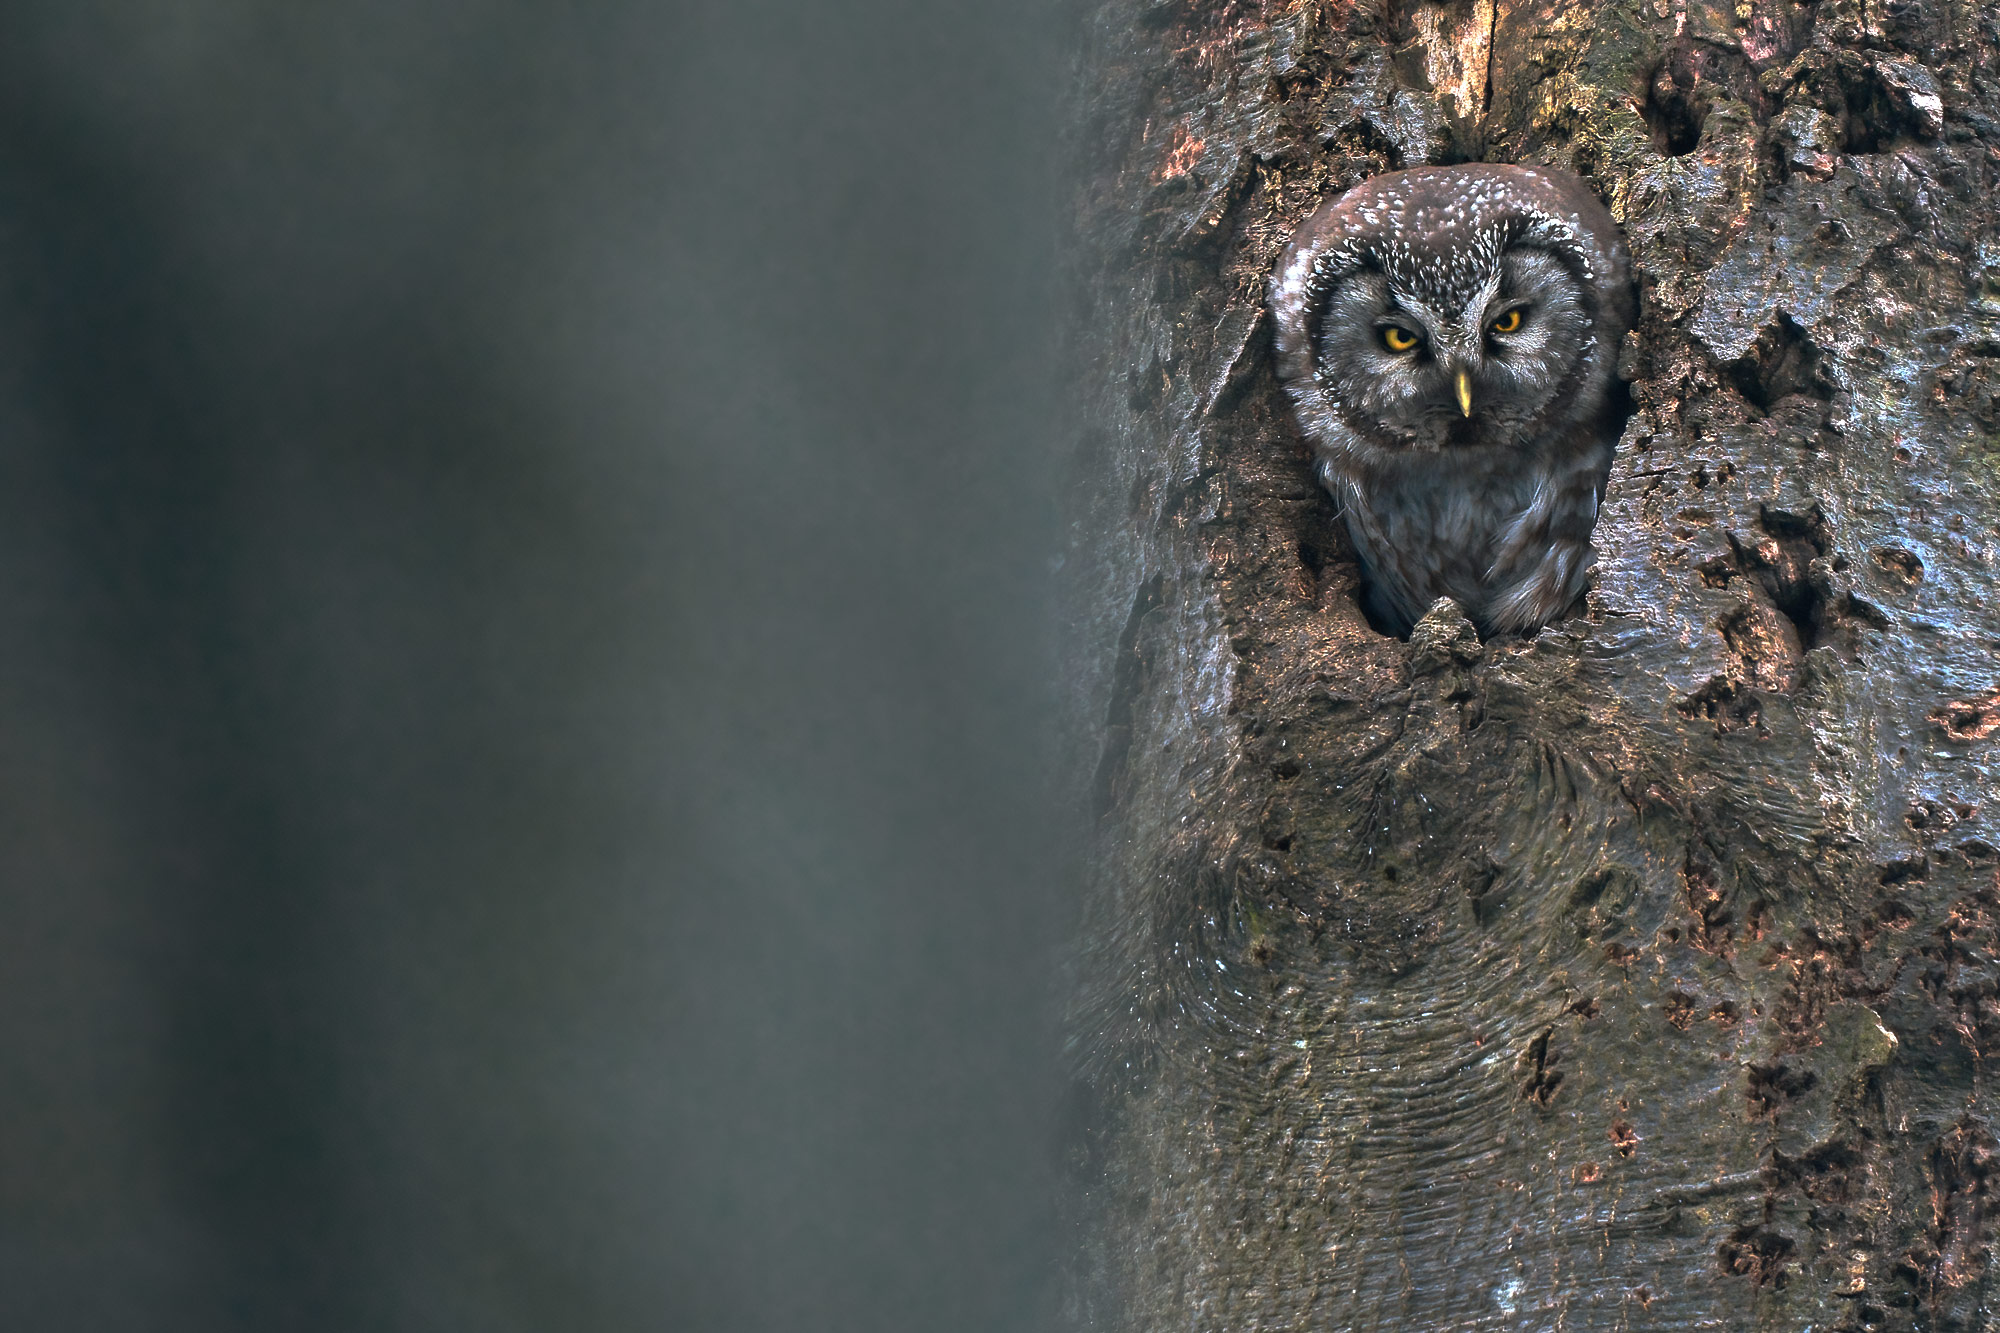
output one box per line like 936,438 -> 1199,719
1060,0 -> 2000,1328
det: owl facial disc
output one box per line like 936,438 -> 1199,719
1268,164 -> 1636,637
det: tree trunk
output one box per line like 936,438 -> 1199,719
1061,0 -> 2000,1328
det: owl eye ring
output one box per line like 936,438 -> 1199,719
1380,325 -> 1420,353
1489,308 -> 1525,334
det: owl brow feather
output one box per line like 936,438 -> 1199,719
1295,196 -> 1602,396
1505,209 -> 1603,323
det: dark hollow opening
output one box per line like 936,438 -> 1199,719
1841,68 -> 1924,155
1641,41 -> 1768,159
1727,313 -> 1828,412
1738,506 -> 1832,650
1643,61 -> 1706,156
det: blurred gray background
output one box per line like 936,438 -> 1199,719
0,3 -> 1070,1329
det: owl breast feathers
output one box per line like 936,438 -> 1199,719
1269,164 -> 1635,637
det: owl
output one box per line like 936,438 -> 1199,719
1269,164 -> 1636,637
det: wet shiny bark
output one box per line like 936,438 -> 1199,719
1061,1 -> 2000,1328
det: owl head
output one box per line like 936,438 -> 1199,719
1271,165 -> 1633,469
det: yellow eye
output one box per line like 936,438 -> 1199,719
1380,325 -> 1418,352
1489,308 -> 1524,334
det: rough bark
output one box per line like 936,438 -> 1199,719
1060,0 -> 2000,1328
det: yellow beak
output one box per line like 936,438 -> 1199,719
1455,369 -> 1473,417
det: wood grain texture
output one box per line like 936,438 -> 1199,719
1058,0 -> 2000,1328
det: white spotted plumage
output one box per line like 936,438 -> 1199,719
1269,165 -> 1635,637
